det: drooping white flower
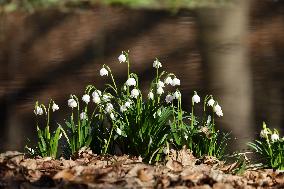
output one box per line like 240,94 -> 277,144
271,133 -> 280,142
126,78 -> 136,86
165,94 -> 174,103
68,98 -> 77,108
216,110 -> 223,117
120,105 -> 127,112
110,113 -> 115,120
173,91 -> 181,99
102,94 -> 111,102
157,87 -> 164,95
93,96 -> 101,104
153,59 -> 162,68
82,94 -> 90,104
148,91 -> 154,100
34,106 -> 44,115
116,127 -> 122,135
260,129 -> 269,138
184,134 -> 188,140
26,147 -> 35,154
100,67 -> 108,76
207,98 -> 215,107
171,78 -> 180,86
105,103 -> 113,113
192,93 -> 200,104
163,147 -> 169,154
213,104 -> 222,113
52,103 -> 59,112
157,80 -> 165,88
118,53 -> 127,63
125,101 -> 131,108
92,90 -> 102,98
206,115 -> 212,125
164,77 -> 173,85
130,89 -> 140,98
80,112 -> 87,120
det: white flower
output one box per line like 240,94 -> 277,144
216,110 -> 223,117
260,129 -> 269,138
125,101 -> 131,108
118,53 -> 127,63
26,147 -> 35,154
165,94 -> 174,103
130,89 -> 140,98
271,133 -> 279,142
116,127 -> 122,135
148,91 -> 154,100
52,103 -> 59,112
110,113 -> 115,120
207,98 -> 215,107
120,105 -> 127,112
163,147 -> 169,154
153,59 -> 162,68
157,80 -> 165,88
92,90 -> 101,98
82,94 -> 90,104
105,103 -> 113,113
68,99 -> 77,108
157,87 -> 164,95
103,94 -> 111,102
171,78 -> 180,86
93,96 -> 101,104
164,77 -> 173,85
173,91 -> 181,99
92,90 -> 102,103
184,134 -> 188,140
206,115 -> 211,125
126,78 -> 136,86
34,106 -> 44,115
100,67 -> 108,76
80,112 -> 87,120
192,93 -> 200,104
213,104 -> 222,112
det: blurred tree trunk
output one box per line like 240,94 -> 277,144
197,0 -> 253,150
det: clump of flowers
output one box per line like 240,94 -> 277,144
248,122 -> 284,170
26,50 -> 228,163
26,100 -> 62,158
170,90 -> 228,159
60,94 -> 93,156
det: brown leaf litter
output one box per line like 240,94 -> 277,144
0,148 -> 283,189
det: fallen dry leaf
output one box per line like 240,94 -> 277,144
53,169 -> 76,181
137,168 -> 154,182
166,159 -> 183,172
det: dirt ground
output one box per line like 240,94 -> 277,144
0,148 -> 283,189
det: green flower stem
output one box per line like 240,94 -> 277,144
191,104 -> 194,129
46,102 -> 50,138
104,123 -> 116,154
105,65 -> 118,95
110,74 -> 118,95
74,96 -> 81,148
127,54 -> 130,96
178,96 -> 183,126
156,68 -> 159,84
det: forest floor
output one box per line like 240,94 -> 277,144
0,148 -> 284,189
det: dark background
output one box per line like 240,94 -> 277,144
0,0 -> 283,152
